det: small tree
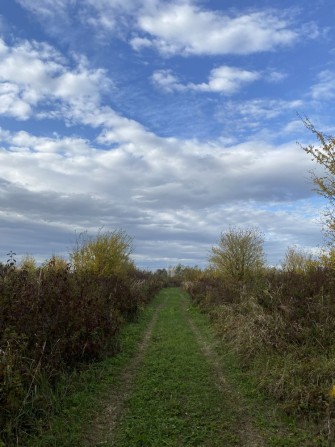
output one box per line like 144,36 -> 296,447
70,229 -> 134,277
209,227 -> 265,283
301,118 -> 335,241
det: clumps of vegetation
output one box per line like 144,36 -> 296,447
0,231 -> 166,446
183,229 -> 335,443
182,121 -> 335,443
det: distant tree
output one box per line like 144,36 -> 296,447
301,118 -> 335,242
209,227 -> 265,283
281,246 -> 315,274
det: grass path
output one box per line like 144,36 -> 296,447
28,288 -> 320,446
111,288 -> 244,447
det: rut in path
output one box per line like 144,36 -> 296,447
84,289 -> 267,446
83,298 -> 167,446
180,296 -> 266,447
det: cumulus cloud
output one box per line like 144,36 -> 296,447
16,0 -> 305,57
0,123 -> 317,209
0,113 -> 322,266
0,7 -> 324,267
131,4 -> 298,56
0,38 -> 111,120
0,82 -> 32,119
152,66 -> 261,94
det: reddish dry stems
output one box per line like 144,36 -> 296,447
0,264 -> 166,445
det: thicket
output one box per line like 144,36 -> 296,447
182,236 -> 335,443
0,231 -> 166,446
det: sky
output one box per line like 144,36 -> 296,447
0,0 -> 334,269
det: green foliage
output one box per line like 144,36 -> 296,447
209,227 -> 265,284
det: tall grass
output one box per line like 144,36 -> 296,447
184,265 -> 335,442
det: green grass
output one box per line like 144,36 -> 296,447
113,288 -> 242,447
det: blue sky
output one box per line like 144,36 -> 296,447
0,0 -> 333,268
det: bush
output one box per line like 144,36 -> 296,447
71,230 -> 134,278
0,234 -> 164,445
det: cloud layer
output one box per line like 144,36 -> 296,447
0,1 -> 328,267
16,0 -> 302,56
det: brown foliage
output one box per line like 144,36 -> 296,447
184,265 -> 335,438
0,262 -> 164,444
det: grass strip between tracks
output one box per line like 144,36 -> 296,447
113,288 -> 241,447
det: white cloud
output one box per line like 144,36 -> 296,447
0,3 -> 324,267
17,0 -> 303,57
152,66 -> 260,94
80,0 -> 140,31
0,38 -> 112,120
0,39 -> 112,120
16,0 -> 144,38
151,69 -> 181,92
132,4 -> 298,56
0,82 -> 32,119
310,70 -> 335,100
16,0 -> 69,18
216,98 -> 303,132
0,123 -> 316,208
266,70 -> 288,83
0,97 -> 322,266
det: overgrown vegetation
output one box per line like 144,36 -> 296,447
180,123 -> 335,443
0,231 -> 167,446
3,120 -> 335,445
182,236 -> 335,444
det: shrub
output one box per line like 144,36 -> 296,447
0,234 -> 163,445
71,230 -> 134,278
281,246 -> 318,274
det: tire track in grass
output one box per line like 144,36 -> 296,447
181,292 -> 266,447
83,293 -> 167,446
113,287 -> 243,447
